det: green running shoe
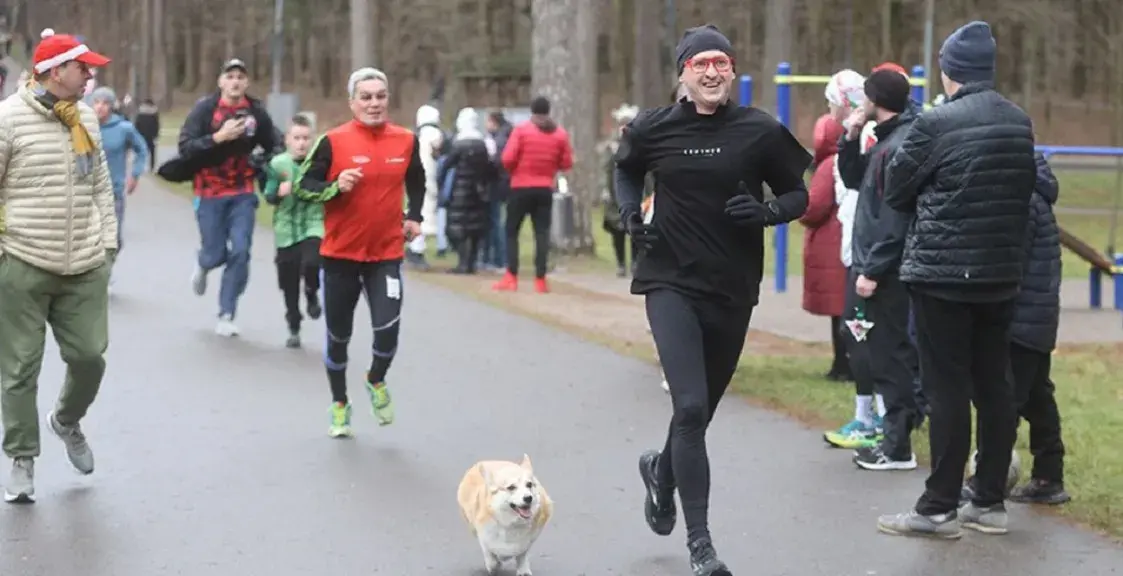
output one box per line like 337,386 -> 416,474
365,381 -> 395,426
329,402 -> 353,438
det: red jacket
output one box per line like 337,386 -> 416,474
501,117 -> 573,189
799,115 -> 847,317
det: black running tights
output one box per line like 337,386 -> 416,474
647,289 -> 753,544
321,257 -> 403,404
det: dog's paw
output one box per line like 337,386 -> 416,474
483,554 -> 500,575
515,553 -> 532,576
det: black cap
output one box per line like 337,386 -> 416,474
222,58 -> 247,74
530,96 -> 550,115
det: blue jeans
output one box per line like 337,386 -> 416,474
196,193 -> 258,317
436,208 -> 449,252
481,198 -> 506,268
113,191 -> 126,254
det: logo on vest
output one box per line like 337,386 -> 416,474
682,147 -> 722,157
385,157 -> 406,164
351,155 -> 371,164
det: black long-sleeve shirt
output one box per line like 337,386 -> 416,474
613,100 -> 811,307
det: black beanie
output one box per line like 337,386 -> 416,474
675,24 -> 733,74
939,21 -> 997,84
530,96 -> 550,115
864,70 -> 910,114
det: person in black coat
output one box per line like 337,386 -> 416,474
877,20 -> 1038,539
960,153 -> 1070,506
133,98 -> 161,172
438,107 -> 496,274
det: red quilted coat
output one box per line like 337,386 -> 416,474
799,114 -> 847,317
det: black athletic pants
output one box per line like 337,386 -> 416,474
647,288 -> 753,544
322,257 -> 403,405
145,137 -> 156,172
276,238 -> 321,332
456,233 -> 483,273
828,316 -> 849,377
505,187 -> 553,278
609,228 -> 637,269
863,272 -> 921,459
910,289 -> 1018,515
842,267 -> 875,396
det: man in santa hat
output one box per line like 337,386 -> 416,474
0,28 -> 115,504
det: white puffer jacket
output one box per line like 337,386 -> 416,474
0,84 -> 117,275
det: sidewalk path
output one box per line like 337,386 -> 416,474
3,177 -> 1121,575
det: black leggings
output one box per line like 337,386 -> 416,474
276,238 -> 321,332
609,228 -> 637,268
647,289 -> 753,544
321,257 -> 403,404
506,187 -> 553,278
843,267 -> 875,396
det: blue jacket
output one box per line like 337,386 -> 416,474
99,114 -> 150,197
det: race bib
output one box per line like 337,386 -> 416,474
386,276 -> 401,300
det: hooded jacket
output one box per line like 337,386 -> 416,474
438,108 -> 496,240
799,114 -> 847,316
501,114 -> 573,189
415,104 -> 444,199
99,113 -> 149,197
1010,153 -> 1061,353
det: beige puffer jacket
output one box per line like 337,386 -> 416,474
0,84 -> 117,276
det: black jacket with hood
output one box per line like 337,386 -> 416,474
1010,153 -> 1062,353
157,92 -> 280,184
836,105 -> 918,282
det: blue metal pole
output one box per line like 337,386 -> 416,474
774,62 -> 791,294
1114,254 -> 1123,311
1090,268 -> 1102,309
910,65 -> 925,105
739,74 -> 753,107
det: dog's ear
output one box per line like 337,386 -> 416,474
519,453 -> 533,472
476,462 -> 491,487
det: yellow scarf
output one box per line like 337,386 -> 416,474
52,100 -> 98,177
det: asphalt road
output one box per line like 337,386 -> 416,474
1,178 -> 1121,576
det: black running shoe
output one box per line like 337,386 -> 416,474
638,450 -> 676,536
689,537 -> 732,576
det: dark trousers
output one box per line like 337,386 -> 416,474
456,233 -> 483,273
828,316 -> 849,376
864,272 -> 921,459
842,267 -> 875,396
275,238 -> 321,332
505,187 -> 553,278
1009,343 -> 1066,483
145,138 -> 156,172
646,288 -> 753,543
321,257 -> 403,405
608,228 -> 636,269
910,289 -> 1018,515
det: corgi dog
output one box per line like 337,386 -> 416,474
456,454 -> 553,576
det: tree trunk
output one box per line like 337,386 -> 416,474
569,0 -> 598,254
530,0 -> 578,251
151,0 -> 170,106
350,0 -> 370,72
762,0 -> 793,111
633,0 -> 665,108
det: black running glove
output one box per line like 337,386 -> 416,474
625,212 -> 659,251
725,183 -> 779,226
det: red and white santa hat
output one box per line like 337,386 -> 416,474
33,28 -> 111,74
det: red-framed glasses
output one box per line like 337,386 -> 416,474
685,55 -> 734,74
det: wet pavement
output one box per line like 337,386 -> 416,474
2,177 -> 1122,576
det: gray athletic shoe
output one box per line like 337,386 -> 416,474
877,509 -> 962,539
3,458 -> 35,504
48,410 -> 95,475
959,502 -> 1009,534
191,263 -> 207,296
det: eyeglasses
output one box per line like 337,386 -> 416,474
685,55 -> 734,74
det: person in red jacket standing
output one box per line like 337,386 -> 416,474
800,114 -> 850,380
294,67 -> 425,438
494,96 -> 574,293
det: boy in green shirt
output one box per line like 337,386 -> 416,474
263,114 -> 325,348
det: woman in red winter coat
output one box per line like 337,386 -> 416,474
799,114 -> 851,380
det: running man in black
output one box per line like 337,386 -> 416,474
615,25 -> 811,576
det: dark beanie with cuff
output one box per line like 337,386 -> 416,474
675,24 -> 733,74
939,21 -> 997,84
864,70 -> 911,114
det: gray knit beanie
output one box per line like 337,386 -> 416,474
939,21 -> 997,84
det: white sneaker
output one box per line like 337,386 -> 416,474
191,264 -> 207,296
215,314 -> 239,337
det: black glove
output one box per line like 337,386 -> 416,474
725,184 -> 778,226
625,212 -> 659,251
